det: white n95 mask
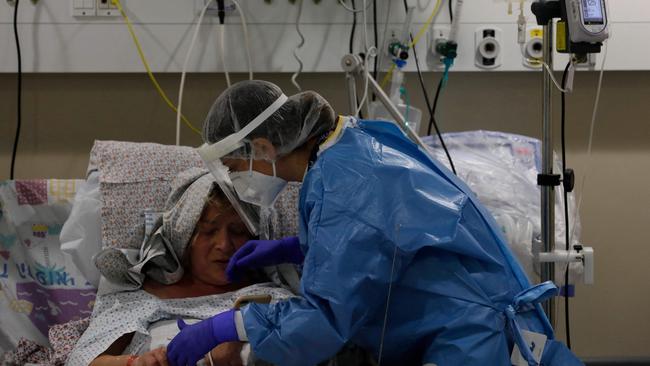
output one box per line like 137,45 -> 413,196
230,162 -> 287,208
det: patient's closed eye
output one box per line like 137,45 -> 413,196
198,222 -> 219,235
229,223 -> 248,236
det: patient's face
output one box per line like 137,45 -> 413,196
189,201 -> 251,285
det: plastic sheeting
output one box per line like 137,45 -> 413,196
0,180 -> 95,354
423,131 -> 582,283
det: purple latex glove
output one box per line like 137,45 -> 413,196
167,309 -> 239,366
226,236 -> 304,282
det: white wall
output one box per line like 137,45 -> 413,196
1,0 -> 650,73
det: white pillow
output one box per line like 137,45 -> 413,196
60,171 -> 102,288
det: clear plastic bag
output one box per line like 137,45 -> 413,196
0,179 -> 96,353
423,131 -> 582,283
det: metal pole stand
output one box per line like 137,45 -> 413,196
531,0 -> 563,327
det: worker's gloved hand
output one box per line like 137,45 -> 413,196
167,310 -> 239,366
226,236 -> 304,282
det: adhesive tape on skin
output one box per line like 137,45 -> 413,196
478,37 -> 500,59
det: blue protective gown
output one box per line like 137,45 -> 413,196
242,118 -> 583,366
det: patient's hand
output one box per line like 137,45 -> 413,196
207,342 -> 244,366
135,347 -> 169,366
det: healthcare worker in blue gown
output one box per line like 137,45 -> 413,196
166,80 -> 583,366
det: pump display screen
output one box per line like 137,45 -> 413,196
582,0 -> 604,24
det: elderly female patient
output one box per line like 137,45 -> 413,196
66,168 -> 291,366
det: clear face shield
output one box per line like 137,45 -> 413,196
196,94 -> 289,237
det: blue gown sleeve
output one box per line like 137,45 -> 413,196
241,160 -> 399,366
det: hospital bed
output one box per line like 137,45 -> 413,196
0,131 -> 583,364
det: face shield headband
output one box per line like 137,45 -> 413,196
196,93 -> 288,236
197,93 -> 288,162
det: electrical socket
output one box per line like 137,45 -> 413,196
475,27 -> 502,69
522,26 -> 543,69
96,0 -> 118,17
72,0 -> 120,17
376,27 -> 403,71
428,26 -> 451,69
385,28 -> 401,55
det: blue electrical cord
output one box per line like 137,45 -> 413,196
442,57 -> 454,87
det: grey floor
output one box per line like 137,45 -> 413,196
583,358 -> 650,366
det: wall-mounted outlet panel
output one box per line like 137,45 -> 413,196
428,26 -> 451,69
72,0 -> 119,17
523,26 -> 544,69
475,27 -> 502,69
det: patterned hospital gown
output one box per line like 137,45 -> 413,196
66,283 -> 293,366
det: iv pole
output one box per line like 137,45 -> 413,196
532,0 -> 604,326
540,19 -> 556,325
